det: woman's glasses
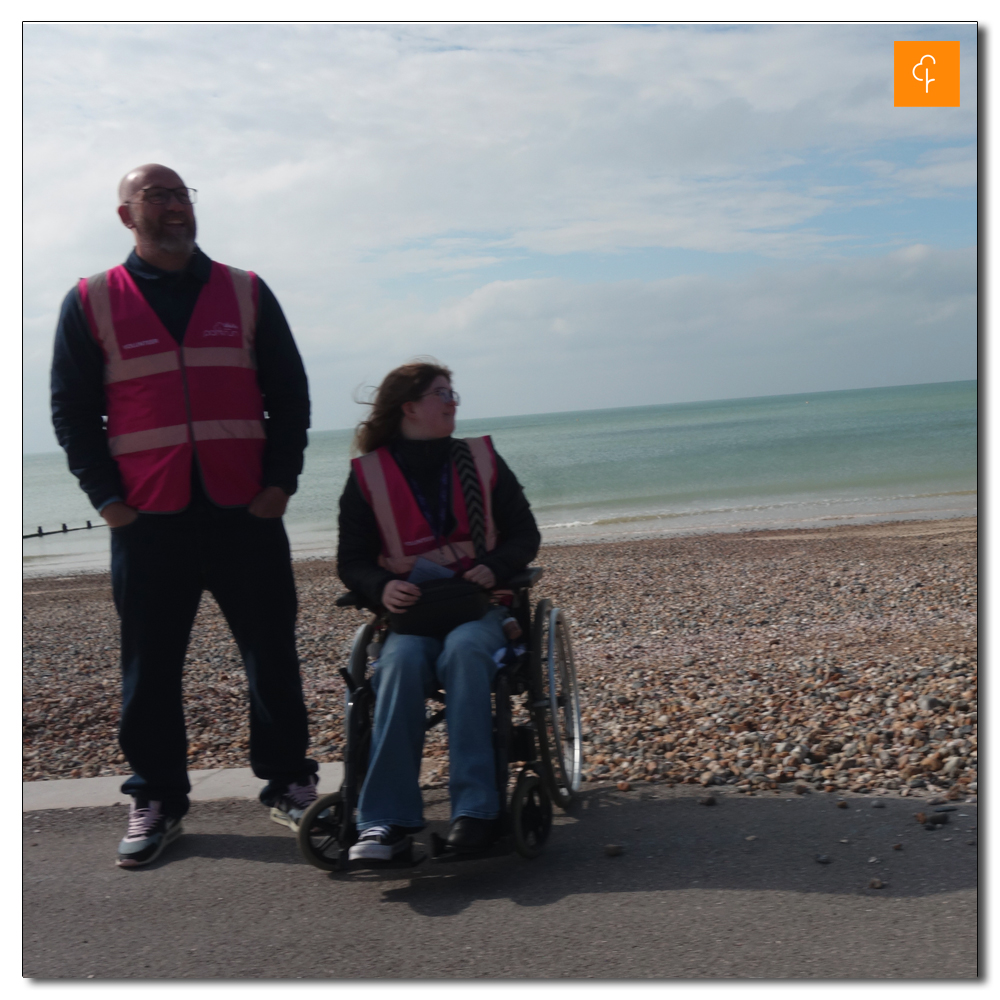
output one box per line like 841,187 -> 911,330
420,388 -> 460,405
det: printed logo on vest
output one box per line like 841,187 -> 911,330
202,321 -> 241,338
122,338 -> 160,350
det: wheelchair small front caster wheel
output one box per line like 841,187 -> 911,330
511,772 -> 552,859
297,790 -> 348,871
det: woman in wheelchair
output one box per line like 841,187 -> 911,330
336,360 -> 541,862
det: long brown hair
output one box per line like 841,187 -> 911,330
353,359 -> 453,455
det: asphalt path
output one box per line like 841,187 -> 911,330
23,786 -> 977,979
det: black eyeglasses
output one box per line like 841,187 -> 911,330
134,186 -> 198,206
421,388 -> 460,404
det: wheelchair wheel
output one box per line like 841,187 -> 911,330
297,790 -> 348,872
511,772 -> 552,859
350,618 -> 380,685
530,599 -> 583,809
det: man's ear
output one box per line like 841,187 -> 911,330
117,204 -> 136,230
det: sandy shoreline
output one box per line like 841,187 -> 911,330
23,517 -> 977,801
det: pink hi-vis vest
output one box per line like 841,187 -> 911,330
352,437 -> 498,577
79,262 -> 266,512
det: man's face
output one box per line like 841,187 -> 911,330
119,168 -> 197,256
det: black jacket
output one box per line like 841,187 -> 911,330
337,436 -> 540,608
50,246 -> 310,511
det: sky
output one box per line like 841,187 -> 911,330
22,21 -> 978,454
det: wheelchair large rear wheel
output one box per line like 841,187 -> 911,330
511,772 -> 552,859
297,790 -> 349,872
530,599 -> 583,809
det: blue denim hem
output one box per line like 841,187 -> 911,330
449,809 -> 500,822
358,819 -> 426,833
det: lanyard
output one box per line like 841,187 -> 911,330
392,445 -> 451,546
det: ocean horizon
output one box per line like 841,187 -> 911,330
23,379 -> 977,577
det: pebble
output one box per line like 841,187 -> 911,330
604,844 -> 624,857
616,781 -> 631,791
869,878 -> 884,889
697,795 -> 716,806
21,522 -> 978,789
836,801 -> 849,809
892,843 -> 903,850
815,854 -> 832,864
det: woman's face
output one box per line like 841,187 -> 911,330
400,375 -> 458,440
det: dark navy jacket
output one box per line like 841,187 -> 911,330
50,247 -> 310,511
337,436 -> 541,608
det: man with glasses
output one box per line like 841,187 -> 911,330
51,163 -> 318,867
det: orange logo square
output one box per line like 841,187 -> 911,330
894,41 -> 960,107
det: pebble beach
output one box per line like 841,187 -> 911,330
22,517 -> 977,802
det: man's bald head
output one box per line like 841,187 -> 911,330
118,164 -> 186,205
116,163 -> 197,270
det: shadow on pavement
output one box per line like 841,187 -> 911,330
321,786 -> 978,917
23,788 -> 978,979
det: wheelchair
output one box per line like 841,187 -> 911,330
297,567 -> 583,871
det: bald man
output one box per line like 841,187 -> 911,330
51,164 -> 318,867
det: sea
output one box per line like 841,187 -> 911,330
22,380 -> 977,578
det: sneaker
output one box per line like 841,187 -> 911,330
268,775 -> 320,832
116,799 -> 183,868
348,824 -> 412,862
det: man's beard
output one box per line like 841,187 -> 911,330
139,216 -> 197,255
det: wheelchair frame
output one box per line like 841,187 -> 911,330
297,567 -> 583,871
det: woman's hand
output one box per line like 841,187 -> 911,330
382,579 -> 422,614
463,564 -> 496,590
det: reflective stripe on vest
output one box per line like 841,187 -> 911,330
80,262 -> 266,511
353,437 -> 498,576
107,419 -> 267,457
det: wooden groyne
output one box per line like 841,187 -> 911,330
23,521 -> 107,539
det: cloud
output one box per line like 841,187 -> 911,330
862,145 -> 977,198
289,244 -> 976,432
23,24 -> 977,273
22,23 -> 977,452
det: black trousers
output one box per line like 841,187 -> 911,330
110,503 -> 315,816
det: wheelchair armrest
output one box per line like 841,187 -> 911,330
335,590 -> 373,609
503,566 -> 543,590
336,590 -> 387,616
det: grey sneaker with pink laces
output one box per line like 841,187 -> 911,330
116,798 -> 184,868
267,775 -> 321,832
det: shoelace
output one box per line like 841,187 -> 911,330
359,824 -> 391,841
284,781 -> 317,808
126,801 -> 161,838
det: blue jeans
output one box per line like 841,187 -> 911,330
357,607 -> 508,831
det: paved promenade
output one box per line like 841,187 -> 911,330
23,773 -> 977,979
22,761 -> 345,811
